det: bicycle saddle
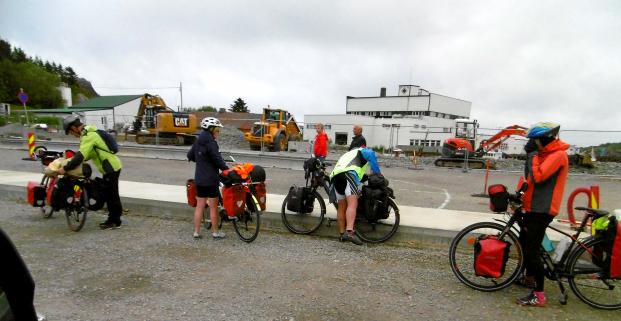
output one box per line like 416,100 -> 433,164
575,206 -> 609,218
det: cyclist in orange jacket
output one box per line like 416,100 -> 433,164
516,122 -> 569,307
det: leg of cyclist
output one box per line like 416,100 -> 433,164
207,196 -> 224,239
333,172 -> 363,245
193,197 -> 207,239
517,212 -> 553,307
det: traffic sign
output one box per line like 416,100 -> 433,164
18,90 -> 28,104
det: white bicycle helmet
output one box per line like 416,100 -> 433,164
200,117 -> 223,130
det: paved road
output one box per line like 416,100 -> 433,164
0,197 -> 617,320
2,149 -> 620,217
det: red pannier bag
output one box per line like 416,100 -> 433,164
186,179 -> 197,208
26,181 -> 46,207
488,184 -> 509,213
253,182 -> 267,211
222,185 -> 246,217
611,220 -> 621,279
474,235 -> 511,278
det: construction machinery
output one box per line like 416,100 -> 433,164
434,119 -> 528,169
243,108 -> 301,151
133,94 -> 198,145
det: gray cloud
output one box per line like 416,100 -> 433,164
1,0 -> 620,146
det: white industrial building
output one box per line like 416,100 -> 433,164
304,85 -> 528,155
304,85 -> 471,152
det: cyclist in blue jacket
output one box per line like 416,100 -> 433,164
187,117 -> 229,239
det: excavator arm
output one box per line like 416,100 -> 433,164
474,125 -> 528,157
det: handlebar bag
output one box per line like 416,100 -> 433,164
286,186 -> 314,213
474,235 -> 511,278
27,181 -> 46,207
222,185 -> 246,217
488,184 -> 509,213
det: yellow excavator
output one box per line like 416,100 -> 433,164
133,94 -> 198,145
243,108 -> 301,151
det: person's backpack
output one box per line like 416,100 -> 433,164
286,186 -> 314,213
473,235 -> 511,278
96,129 -> 119,154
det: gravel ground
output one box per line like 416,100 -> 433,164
1,196 -> 617,321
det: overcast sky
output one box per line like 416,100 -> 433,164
1,0 -> 620,146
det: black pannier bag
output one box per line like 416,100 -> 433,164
51,177 -> 72,210
488,184 -> 510,213
249,165 -> 266,182
367,174 -> 388,189
86,177 -> 106,211
286,186 -> 315,213
358,186 -> 390,221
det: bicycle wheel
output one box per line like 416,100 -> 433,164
233,194 -> 261,242
65,184 -> 88,232
568,237 -> 621,309
40,176 -> 55,218
281,189 -> 325,234
354,198 -> 400,243
448,221 -> 523,291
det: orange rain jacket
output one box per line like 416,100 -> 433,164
522,139 -> 570,216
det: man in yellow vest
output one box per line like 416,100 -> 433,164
329,147 -> 382,245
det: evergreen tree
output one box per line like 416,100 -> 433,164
0,39 -> 10,61
44,61 -> 52,72
11,47 -> 27,63
229,97 -> 249,113
64,66 -> 77,85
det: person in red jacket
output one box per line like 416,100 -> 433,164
516,122 -> 569,307
313,123 -> 328,160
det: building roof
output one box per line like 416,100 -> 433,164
67,95 -> 142,109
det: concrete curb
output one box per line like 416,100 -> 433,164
1,183 -> 458,245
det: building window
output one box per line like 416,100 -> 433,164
325,124 -> 331,129
414,124 -> 419,128
409,139 -> 414,146
443,127 -> 451,133
335,132 -> 348,145
421,125 -> 427,129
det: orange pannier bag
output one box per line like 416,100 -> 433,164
253,182 -> 267,211
186,179 -> 197,208
222,185 -> 246,217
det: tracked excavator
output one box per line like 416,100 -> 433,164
434,119 -> 528,169
133,94 -> 198,145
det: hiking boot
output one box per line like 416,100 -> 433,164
99,221 -> 121,230
341,231 -> 363,246
516,291 -> 546,307
193,232 -> 202,239
212,231 -> 226,239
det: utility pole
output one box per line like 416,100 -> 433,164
179,82 -> 183,112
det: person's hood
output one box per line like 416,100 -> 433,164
540,139 -> 569,155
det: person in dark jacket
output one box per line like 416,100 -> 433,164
348,125 -> 366,151
187,117 -> 229,239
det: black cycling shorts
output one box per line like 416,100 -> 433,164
196,185 -> 219,198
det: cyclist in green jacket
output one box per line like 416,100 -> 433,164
59,116 -> 124,229
329,147 -> 381,245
